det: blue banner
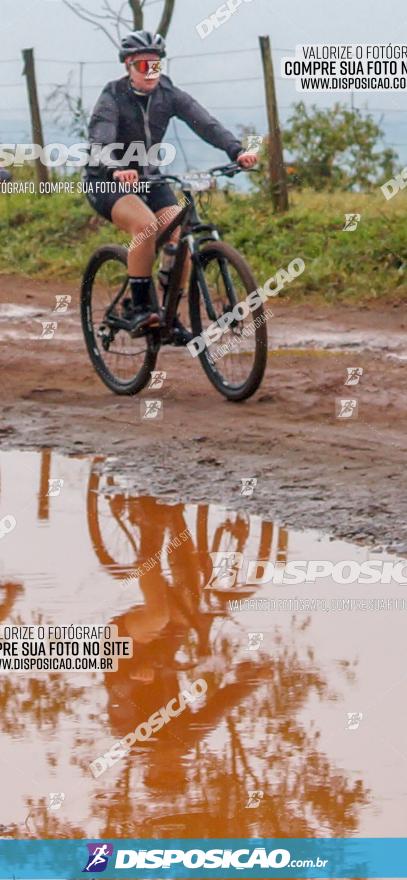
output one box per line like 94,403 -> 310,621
1,838 -> 407,879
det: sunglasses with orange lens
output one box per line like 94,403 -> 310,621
128,59 -> 161,75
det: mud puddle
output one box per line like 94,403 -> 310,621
3,294 -> 406,358
272,316 -> 407,359
0,300 -> 78,344
0,449 -> 406,840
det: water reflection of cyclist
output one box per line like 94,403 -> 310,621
105,568 -> 205,736
104,566 -> 268,748
85,30 -> 257,336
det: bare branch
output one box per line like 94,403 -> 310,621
68,0 -> 117,21
99,0 -> 121,40
115,15 -> 122,43
46,72 -> 89,139
116,0 -> 133,26
61,0 -> 175,47
102,0 -> 127,21
61,0 -> 121,46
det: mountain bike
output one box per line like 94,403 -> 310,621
80,162 -> 268,401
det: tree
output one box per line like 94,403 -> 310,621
61,0 -> 176,44
282,101 -> 398,191
46,74 -> 89,139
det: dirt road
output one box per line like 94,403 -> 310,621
1,274 -> 406,552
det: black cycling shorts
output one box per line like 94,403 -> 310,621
84,177 -> 178,222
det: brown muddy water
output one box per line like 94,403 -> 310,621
3,301 -> 407,358
0,449 -> 406,840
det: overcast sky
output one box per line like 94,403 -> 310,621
2,0 -> 406,167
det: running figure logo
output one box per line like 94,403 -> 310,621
83,843 -> 114,873
246,790 -> 264,808
205,551 -> 243,589
246,135 -> 263,154
240,477 -> 257,497
46,478 -> 64,497
53,294 -> 72,313
342,213 -> 361,232
247,632 -> 264,651
335,398 -> 358,419
141,400 -> 163,420
149,370 -> 167,390
48,792 -> 65,811
344,367 -> 363,386
346,712 -> 363,730
40,321 -> 58,339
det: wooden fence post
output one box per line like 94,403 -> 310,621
259,35 -> 288,211
22,48 -> 49,187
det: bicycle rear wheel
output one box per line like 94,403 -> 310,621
81,245 -> 158,395
189,241 -> 268,401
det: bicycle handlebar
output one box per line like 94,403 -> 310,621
207,161 -> 243,177
133,161 -> 256,187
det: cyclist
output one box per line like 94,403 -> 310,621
84,30 -> 257,337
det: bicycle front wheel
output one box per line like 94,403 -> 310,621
81,245 -> 158,395
189,241 -> 268,401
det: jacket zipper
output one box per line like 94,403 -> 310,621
139,95 -> 152,161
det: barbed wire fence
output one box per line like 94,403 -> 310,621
0,44 -> 406,172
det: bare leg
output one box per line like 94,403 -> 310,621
111,194 -> 161,327
111,194 -> 158,276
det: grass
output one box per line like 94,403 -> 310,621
0,176 -> 406,304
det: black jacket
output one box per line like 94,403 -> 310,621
86,74 -> 243,178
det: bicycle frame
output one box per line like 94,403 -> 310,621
152,177 -> 223,334
105,162 -> 249,338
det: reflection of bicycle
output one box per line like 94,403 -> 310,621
87,459 -> 144,577
86,457 -> 288,668
86,459 -> 286,590
80,163 -> 267,401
